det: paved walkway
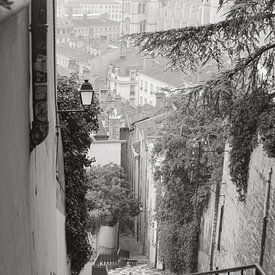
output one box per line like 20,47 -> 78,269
119,234 -> 148,262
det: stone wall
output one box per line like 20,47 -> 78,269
198,144 -> 275,273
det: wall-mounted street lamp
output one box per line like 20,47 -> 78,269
58,79 -> 95,113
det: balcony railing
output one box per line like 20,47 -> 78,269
187,264 -> 266,275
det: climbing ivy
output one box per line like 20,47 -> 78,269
258,108 -> 275,158
128,0 -> 275,201
228,91 -> 272,201
152,96 -> 226,273
57,74 -> 100,275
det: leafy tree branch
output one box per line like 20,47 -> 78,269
57,74 -> 100,275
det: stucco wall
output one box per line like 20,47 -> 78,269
0,3 -> 70,275
96,225 -> 119,254
29,1 -> 60,274
0,8 -> 32,275
88,141 -> 122,165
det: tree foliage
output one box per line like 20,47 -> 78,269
86,163 -> 140,234
57,74 -> 100,275
152,94 -> 226,273
129,0 -> 275,199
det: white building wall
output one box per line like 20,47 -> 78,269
96,224 -> 119,253
88,141 -> 122,165
137,73 -> 176,107
0,7 -> 33,275
0,2 -> 70,275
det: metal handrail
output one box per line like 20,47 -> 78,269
186,264 -> 266,275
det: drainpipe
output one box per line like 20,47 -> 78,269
209,182 -> 221,270
154,222 -> 158,268
259,168 -> 273,266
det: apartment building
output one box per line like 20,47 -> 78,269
121,0 -> 219,34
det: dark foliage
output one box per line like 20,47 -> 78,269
128,1 -> 275,199
57,74 -> 100,275
86,163 -> 140,234
152,96 -> 226,273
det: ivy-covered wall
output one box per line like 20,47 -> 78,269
199,143 -> 275,273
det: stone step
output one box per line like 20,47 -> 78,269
108,263 -> 163,275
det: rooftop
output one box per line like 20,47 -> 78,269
57,18 -> 74,29
135,113 -> 168,138
72,17 -> 120,27
110,48 -> 144,77
140,59 -> 191,88
57,43 -> 92,63
121,102 -> 168,126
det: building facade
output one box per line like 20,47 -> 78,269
80,0 -> 122,21
107,47 -> 143,105
121,0 -> 220,35
0,1 -> 70,275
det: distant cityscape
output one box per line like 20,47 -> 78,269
56,0 -> 222,109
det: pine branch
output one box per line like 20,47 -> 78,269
127,12 -> 275,72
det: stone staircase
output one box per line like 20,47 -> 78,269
108,263 -> 163,275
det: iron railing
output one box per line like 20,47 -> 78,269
91,265 -> 108,275
187,264 -> 266,275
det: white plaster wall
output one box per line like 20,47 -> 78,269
137,74 -> 175,107
96,224 -> 119,253
0,3 -> 70,275
117,82 -> 131,101
57,210 -> 71,275
29,1 -> 60,274
88,141 -> 122,165
0,8 -> 32,275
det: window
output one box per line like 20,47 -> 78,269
130,85 -> 135,95
140,79 -> 143,89
144,98 -> 147,104
140,96 -> 143,105
144,81 -> 147,91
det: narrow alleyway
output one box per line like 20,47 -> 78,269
119,234 -> 147,262
108,234 -> 174,275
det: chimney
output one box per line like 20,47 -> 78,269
155,91 -> 166,108
114,94 -> 121,114
109,115 -> 121,140
100,89 -> 108,103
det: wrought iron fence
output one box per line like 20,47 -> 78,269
187,264 -> 266,275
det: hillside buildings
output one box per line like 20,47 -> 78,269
107,47 -> 144,105
60,0 -> 122,21
121,0 -> 221,34
72,16 -> 120,41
